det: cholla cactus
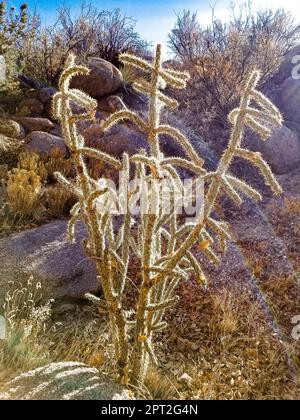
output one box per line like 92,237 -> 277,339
53,46 -> 283,385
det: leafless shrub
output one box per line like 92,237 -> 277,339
22,1 -> 150,86
168,4 -> 300,129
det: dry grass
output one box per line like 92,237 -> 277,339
0,152 -> 45,231
0,164 -> 8,182
135,369 -> 180,400
267,196 -> 300,272
1,278 -> 299,400
155,284 -> 300,400
44,156 -> 74,181
121,64 -> 140,86
0,119 -> 23,139
42,184 -> 76,218
0,278 -> 55,384
0,134 -> 20,153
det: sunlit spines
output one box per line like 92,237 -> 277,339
54,51 -> 284,388
102,110 -> 148,132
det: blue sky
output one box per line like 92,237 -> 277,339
9,0 -> 300,55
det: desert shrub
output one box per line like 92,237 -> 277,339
18,152 -> 48,182
5,166 -> 42,220
20,28 -> 70,88
0,150 -> 76,227
22,2 -> 149,86
0,2 -> 28,55
168,5 -> 300,129
53,46 -> 283,386
18,150 -> 74,183
0,118 -> 23,138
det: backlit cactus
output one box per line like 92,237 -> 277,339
53,46 -> 283,385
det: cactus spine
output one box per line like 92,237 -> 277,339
54,46 -> 283,386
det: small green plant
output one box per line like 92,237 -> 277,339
0,2 -> 32,91
53,46 -> 283,386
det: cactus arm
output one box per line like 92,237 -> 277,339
161,157 -> 206,175
155,125 -> 205,167
79,147 -> 122,169
67,210 -> 81,243
102,110 -> 148,132
226,175 -> 262,201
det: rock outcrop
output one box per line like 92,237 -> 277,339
17,97 -> 44,117
0,220 -> 99,306
249,124 -> 300,175
71,57 -> 123,99
13,117 -> 54,134
277,77 -> 300,124
21,131 -> 69,159
274,45 -> 300,84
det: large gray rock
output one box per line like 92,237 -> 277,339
162,113 -> 218,171
17,98 -> 44,117
71,58 -> 123,99
82,113 -> 217,172
274,45 -> 300,84
97,95 -> 126,113
285,120 -> 300,139
0,362 -> 133,400
278,77 -> 300,124
38,87 -> 57,104
0,220 -> 99,306
21,131 -> 68,160
50,123 -> 63,138
13,117 -> 54,134
249,124 -> 300,175
83,123 -> 148,156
